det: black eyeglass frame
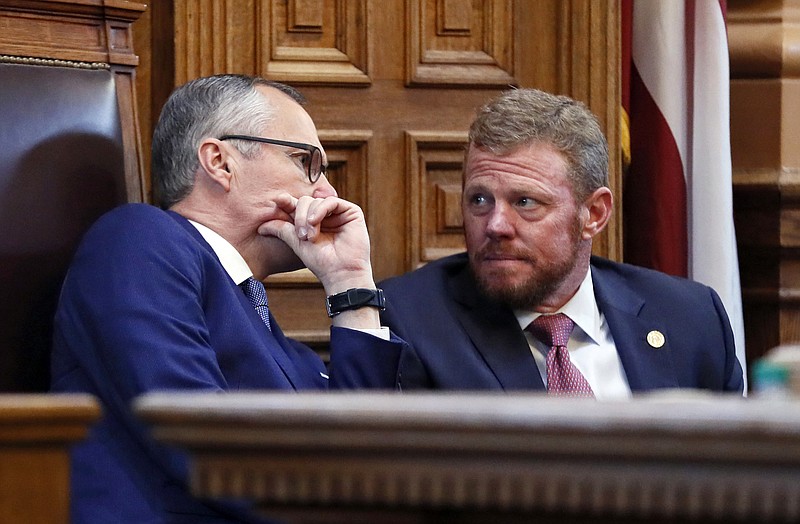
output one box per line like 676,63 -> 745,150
219,134 -> 326,184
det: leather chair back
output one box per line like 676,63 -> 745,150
0,63 -> 128,391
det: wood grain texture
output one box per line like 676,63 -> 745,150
406,0 -> 516,87
729,0 -> 800,367
137,391 -> 800,523
0,394 -> 99,524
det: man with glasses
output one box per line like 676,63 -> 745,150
50,74 -> 406,523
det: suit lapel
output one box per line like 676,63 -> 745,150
591,262 -> 678,391
170,212 -> 307,389
232,279 -> 313,389
267,314 -> 320,389
449,265 -> 545,390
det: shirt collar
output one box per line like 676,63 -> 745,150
515,268 -> 603,344
187,220 -> 253,285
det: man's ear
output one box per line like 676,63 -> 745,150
580,187 -> 613,240
197,138 -> 233,192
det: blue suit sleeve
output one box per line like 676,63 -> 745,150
53,210 -> 229,399
326,327 -> 405,389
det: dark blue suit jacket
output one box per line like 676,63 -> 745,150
51,204 -> 405,524
380,252 -> 743,393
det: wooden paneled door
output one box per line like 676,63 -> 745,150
134,0 -> 621,348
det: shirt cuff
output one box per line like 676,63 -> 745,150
353,326 -> 392,341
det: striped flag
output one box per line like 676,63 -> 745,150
622,0 -> 747,385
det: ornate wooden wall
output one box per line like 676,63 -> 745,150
729,0 -> 800,365
133,0 -> 621,345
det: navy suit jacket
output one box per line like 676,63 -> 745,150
380,252 -> 743,393
51,204 -> 405,524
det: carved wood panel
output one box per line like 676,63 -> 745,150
134,0 -> 621,344
406,0 -> 515,87
405,131 -> 468,268
260,0 -> 369,84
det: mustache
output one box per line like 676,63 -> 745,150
474,244 -> 533,260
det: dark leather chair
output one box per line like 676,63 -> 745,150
0,1 -> 144,392
0,63 -> 129,391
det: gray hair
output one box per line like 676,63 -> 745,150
467,88 -> 608,200
152,74 -> 306,209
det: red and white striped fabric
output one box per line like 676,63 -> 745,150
622,0 -> 746,385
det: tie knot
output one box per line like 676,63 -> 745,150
528,313 -> 574,348
241,276 -> 268,307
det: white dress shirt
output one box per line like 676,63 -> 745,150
189,220 -> 253,286
516,269 -> 632,400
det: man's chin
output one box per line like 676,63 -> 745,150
479,285 -> 538,309
473,268 -> 555,309
476,274 -> 528,301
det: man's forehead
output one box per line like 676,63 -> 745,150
467,142 -> 568,173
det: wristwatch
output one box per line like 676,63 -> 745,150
326,288 -> 386,317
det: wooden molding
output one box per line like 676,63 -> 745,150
728,0 -> 800,79
138,391 -> 800,522
557,0 -> 622,262
728,0 -> 800,361
260,0 -> 370,85
406,0 -> 515,87
0,394 -> 99,523
405,130 -> 468,268
0,0 -> 145,66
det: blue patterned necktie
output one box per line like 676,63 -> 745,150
240,276 -> 272,332
527,313 -> 594,398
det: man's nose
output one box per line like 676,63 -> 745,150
312,174 -> 338,198
485,204 -> 515,238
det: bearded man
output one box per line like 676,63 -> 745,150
379,88 -> 743,398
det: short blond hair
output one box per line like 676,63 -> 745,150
468,88 -> 608,200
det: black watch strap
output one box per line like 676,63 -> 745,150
326,288 -> 386,317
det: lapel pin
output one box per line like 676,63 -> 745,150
647,330 -> 665,349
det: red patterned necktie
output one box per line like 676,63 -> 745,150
527,313 -> 594,398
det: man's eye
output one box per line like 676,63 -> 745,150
470,194 -> 488,205
290,152 -> 311,168
517,197 -> 538,209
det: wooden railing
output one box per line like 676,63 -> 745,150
136,391 -> 797,523
0,394 -> 99,524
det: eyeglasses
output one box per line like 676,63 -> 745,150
219,134 -> 327,184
